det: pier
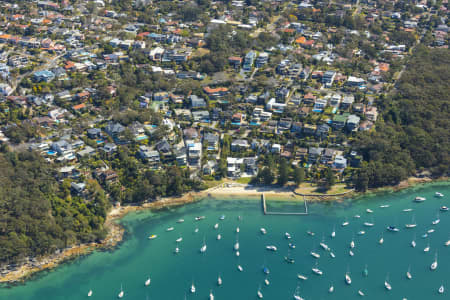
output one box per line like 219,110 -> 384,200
262,193 -> 308,216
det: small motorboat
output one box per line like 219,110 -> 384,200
148,234 -> 157,240
217,234 -> 222,240
445,240 -> 450,246
350,240 -> 355,249
236,227 -> 240,233
288,243 -> 296,249
194,228 -> 199,233
312,267 -> 323,276
87,290 -> 93,297
190,283 -> 196,293
257,289 -> 263,299
385,280 -> 392,291
438,285 -> 445,294
209,290 -> 214,300
260,228 -> 267,234
214,223 -> 219,229
424,243 -> 430,252
174,247 -> 180,254
358,290 -> 365,296
176,237 -> 183,242
195,216 -> 206,221
342,221 -> 349,227
177,219 -> 185,223
330,252 -> 336,258
414,196 -> 426,202
266,245 -> 277,251
354,215 -> 361,219
263,267 -> 270,275
307,230 -> 315,236
235,251 -> 240,257
403,208 -> 413,212
358,231 -> 366,235
422,233 -> 429,238
363,265 -> 369,277
406,265 -> 412,279
166,227 -> 174,232
310,251 -> 320,258
387,226 -> 400,232
284,256 -> 295,264
428,229 -> 435,234
329,285 -> 334,293
366,209 -> 373,213
264,278 -> 269,286
363,222 -> 374,227
320,242 -> 329,251
405,223 -> 417,228
440,206 -> 449,212
435,192 -> 444,198
380,204 -> 390,208
145,277 -> 151,286
217,276 -> 222,286
345,273 -> 352,285
285,232 -> 292,239
118,284 -> 124,298
430,253 -> 438,270
349,250 -> 354,256
411,239 -> 416,248
237,265 -> 243,272
219,215 -> 226,220
297,274 -> 308,281
331,227 -> 336,238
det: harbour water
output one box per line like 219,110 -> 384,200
1,181 -> 449,299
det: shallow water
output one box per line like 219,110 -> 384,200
1,181 -> 450,300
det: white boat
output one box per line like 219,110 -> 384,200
320,242 -> 330,251
174,247 -> 180,254
260,228 -> 267,234
385,275 -> 392,291
235,251 -> 240,257
190,283 -> 196,293
358,231 -> 365,235
118,284 -> 124,298
145,277 -> 151,286
217,275 -> 222,286
219,215 -> 226,220
177,219 -> 184,223
257,288 -> 263,299
264,278 -> 269,286
349,250 -> 354,256
411,240 -> 416,248
430,253 -> 438,270
200,238 -> 207,253
194,228 -> 199,233
307,230 -> 315,236
176,237 -> 183,243
329,285 -> 334,293
354,215 -> 361,218
331,226 -> 336,238
236,227 -> 240,233
266,245 -> 277,251
148,234 -> 157,240
350,240 -> 355,249
380,204 -> 390,208
432,219 -> 440,225
414,196 -> 426,202
285,232 -> 291,239
214,223 -> 219,229
217,234 -> 222,240
209,290 -> 214,300
405,223 -> 417,228
406,265 -> 412,279
387,226 -> 400,232
342,221 -> 349,227
234,240 -> 240,251
293,285 -> 304,300
440,206 -> 449,212
345,273 -> 352,285
358,290 -> 365,296
428,229 -> 435,234
312,267 -> 323,275
439,285 -> 444,294
87,290 -> 93,297
310,251 -> 320,258
445,240 -> 450,246
424,243 -> 430,252
363,222 -> 374,227
366,209 -> 373,213
297,274 -> 308,280
435,192 -> 444,197
166,227 -> 174,232
330,252 -> 336,258
237,265 -> 243,272
403,208 -> 413,212
195,216 -> 206,221
379,234 -> 384,245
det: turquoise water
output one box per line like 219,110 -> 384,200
1,182 -> 450,300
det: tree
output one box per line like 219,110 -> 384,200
277,159 -> 289,186
259,167 -> 274,185
354,169 -> 369,192
293,167 -> 305,186
322,167 -> 335,190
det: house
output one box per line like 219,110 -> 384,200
243,51 -> 256,71
203,87 -> 228,98
71,182 -> 86,195
316,124 -> 330,138
228,56 -> 242,68
333,114 -> 348,130
347,76 -> 366,88
322,70 -> 336,87
51,140 -> 72,155
303,124 -> 317,136
278,118 -> 292,130
87,128 -> 102,139
308,147 -> 324,163
321,148 -> 337,164
77,146 -> 96,157
333,155 -> 347,169
105,122 -> 125,139
190,95 -> 206,108
192,111 -> 210,122
340,95 -> 354,109
271,144 -> 281,153
155,139 -> 171,155
33,70 -> 55,82
346,114 -> 360,131
102,143 -> 117,154
0,83 -> 12,96
149,47 -> 165,61
365,106 -> 378,121
138,145 -> 160,167
187,142 -> 202,166
227,157 -> 243,177
175,148 -> 187,166
204,133 -> 219,151
231,139 -> 249,152
295,148 -> 308,161
203,160 -> 218,175
183,128 -> 199,140
255,52 -> 269,67
314,98 -> 328,111
243,157 -> 258,175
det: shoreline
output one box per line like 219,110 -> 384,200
1,176 -> 448,284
